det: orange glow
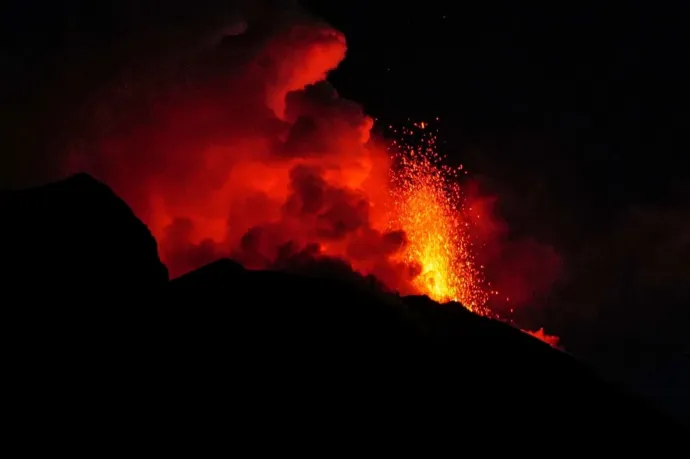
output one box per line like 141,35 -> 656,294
523,328 -> 561,348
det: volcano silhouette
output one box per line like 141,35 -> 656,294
1,173 -> 686,452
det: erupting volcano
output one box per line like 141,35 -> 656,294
389,123 -> 491,315
64,6 -> 558,343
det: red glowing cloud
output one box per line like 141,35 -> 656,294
65,8 -> 417,291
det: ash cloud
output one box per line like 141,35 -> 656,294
0,0 -> 419,289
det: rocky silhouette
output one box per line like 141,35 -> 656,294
2,173 -> 686,452
0,173 -> 168,297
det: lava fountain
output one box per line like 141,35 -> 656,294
388,122 -> 491,315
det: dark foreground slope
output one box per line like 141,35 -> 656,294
2,174 -> 686,452
0,173 -> 168,294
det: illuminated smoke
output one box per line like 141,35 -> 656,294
64,5 -> 420,294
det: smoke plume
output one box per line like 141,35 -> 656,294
33,1 -> 415,294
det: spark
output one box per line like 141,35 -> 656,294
385,121 -> 560,348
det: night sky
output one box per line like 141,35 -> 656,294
1,0 -> 688,422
